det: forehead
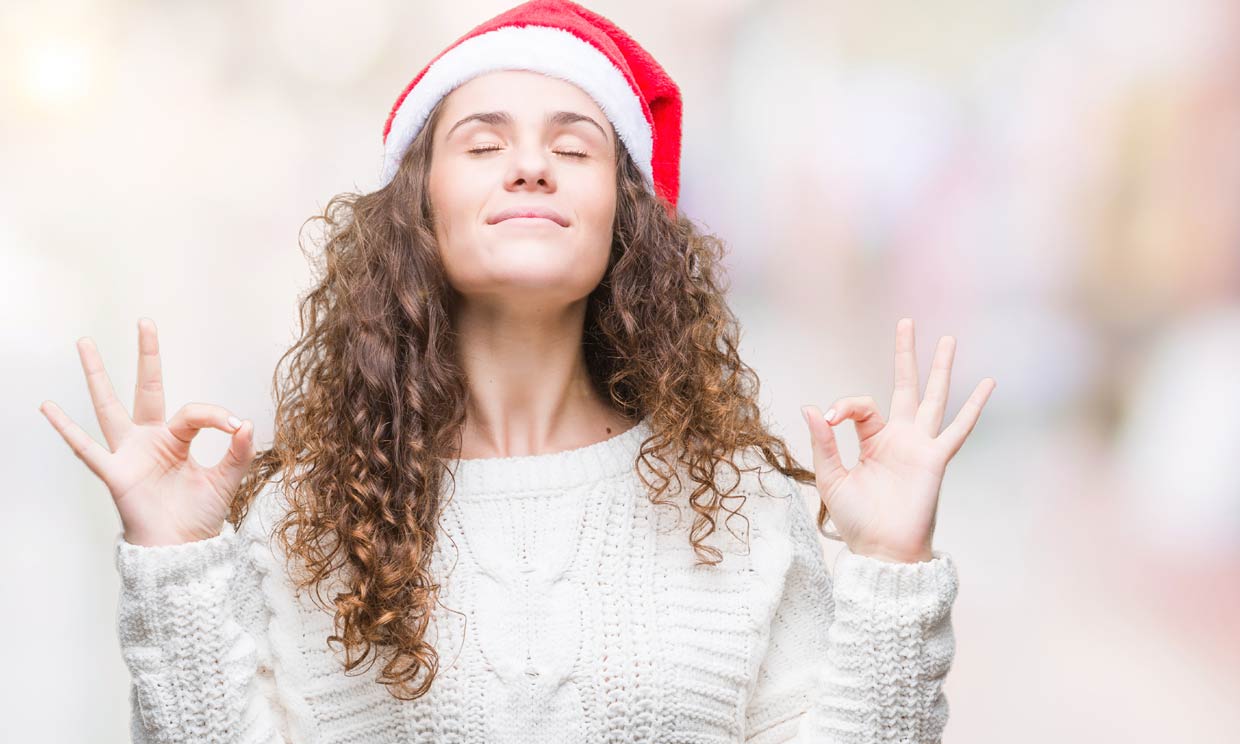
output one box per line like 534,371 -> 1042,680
436,70 -> 609,129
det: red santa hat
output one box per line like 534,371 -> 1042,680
379,0 -> 683,209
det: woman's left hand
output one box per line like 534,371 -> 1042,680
801,318 -> 996,564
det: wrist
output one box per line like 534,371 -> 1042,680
123,528 -> 221,548
850,545 -> 935,564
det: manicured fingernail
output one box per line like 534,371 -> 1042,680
823,408 -> 836,424
801,406 -> 810,424
227,415 -> 241,430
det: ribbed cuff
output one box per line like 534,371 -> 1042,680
832,546 -> 959,619
114,522 -> 239,592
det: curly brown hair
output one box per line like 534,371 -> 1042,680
226,93 -> 838,702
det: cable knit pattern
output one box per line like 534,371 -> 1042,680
114,415 -> 959,742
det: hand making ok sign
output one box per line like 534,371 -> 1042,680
801,317 -> 996,564
39,318 -> 258,547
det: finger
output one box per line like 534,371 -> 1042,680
801,405 -> 848,498
77,337 -> 133,450
209,419 -> 257,499
891,317 -> 921,423
937,378 -> 996,460
133,318 -> 166,425
39,400 -> 113,482
824,395 -> 886,443
915,335 -> 956,436
167,402 -> 244,452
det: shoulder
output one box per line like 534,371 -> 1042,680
707,445 -> 801,501
715,446 -> 831,553
236,474 -> 290,542
700,445 -> 810,543
231,472 -> 307,578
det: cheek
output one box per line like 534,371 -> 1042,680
576,172 -> 618,242
428,168 -> 478,243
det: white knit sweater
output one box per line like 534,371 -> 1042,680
114,416 -> 959,743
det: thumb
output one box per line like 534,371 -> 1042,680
801,405 -> 848,497
212,418 -> 257,497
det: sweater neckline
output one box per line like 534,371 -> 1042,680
442,414 -> 653,499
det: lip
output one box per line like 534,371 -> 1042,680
486,206 -> 570,227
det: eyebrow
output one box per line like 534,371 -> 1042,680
445,110 -> 610,143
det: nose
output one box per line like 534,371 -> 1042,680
504,143 -> 556,193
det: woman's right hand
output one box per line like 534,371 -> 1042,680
39,318 -> 257,547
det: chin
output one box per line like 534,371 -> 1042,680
477,260 -> 602,294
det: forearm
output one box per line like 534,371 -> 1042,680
796,548 -> 958,743
116,525 -> 291,743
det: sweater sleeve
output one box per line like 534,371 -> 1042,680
114,515 -> 294,743
743,476 -> 960,744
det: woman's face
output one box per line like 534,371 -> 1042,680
428,70 -> 619,312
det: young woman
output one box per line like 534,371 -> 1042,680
40,1 -> 994,741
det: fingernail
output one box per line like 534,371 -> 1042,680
823,408 -> 836,424
227,415 -> 241,430
800,406 -> 810,424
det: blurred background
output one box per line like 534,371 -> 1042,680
5,0 -> 1238,741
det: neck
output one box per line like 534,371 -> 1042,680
444,413 -> 651,499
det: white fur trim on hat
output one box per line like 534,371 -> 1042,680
380,25 -> 654,188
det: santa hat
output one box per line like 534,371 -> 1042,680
379,0 -> 683,209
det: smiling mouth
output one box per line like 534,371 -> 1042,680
494,216 -> 564,226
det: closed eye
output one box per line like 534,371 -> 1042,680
467,146 -> 588,158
